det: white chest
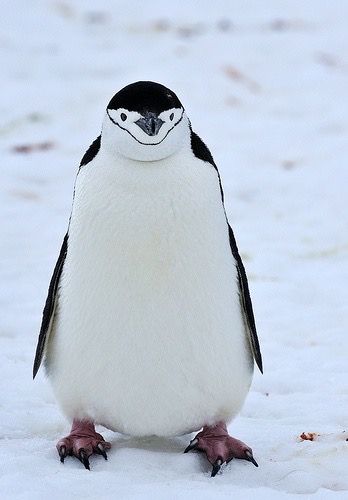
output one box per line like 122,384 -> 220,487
48,148 -> 253,436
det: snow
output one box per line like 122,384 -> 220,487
1,0 -> 347,498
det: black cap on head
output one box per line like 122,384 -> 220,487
107,81 -> 183,115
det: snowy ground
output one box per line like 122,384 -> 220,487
1,1 -> 348,498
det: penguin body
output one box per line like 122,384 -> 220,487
34,81 -> 262,439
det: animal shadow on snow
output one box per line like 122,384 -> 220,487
107,434 -> 211,473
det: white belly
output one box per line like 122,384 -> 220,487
47,148 -> 253,436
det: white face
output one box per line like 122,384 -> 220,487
102,106 -> 189,162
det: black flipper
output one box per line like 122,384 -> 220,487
190,129 -> 263,373
228,224 -> 263,373
33,234 -> 68,379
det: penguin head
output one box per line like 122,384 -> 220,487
102,81 -> 189,161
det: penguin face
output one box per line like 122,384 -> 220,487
102,81 -> 189,161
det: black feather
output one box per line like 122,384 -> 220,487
228,224 -> 263,373
33,234 -> 68,378
107,81 -> 182,115
80,135 -> 101,168
190,129 -> 224,202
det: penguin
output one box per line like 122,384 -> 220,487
33,81 -> 262,477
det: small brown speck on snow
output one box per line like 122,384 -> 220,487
299,432 -> 319,442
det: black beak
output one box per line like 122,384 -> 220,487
135,113 -> 164,136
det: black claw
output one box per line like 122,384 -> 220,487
58,445 -> 67,464
79,449 -> 90,470
211,459 -> 223,477
97,444 -> 108,460
245,450 -> 258,467
184,438 -> 199,453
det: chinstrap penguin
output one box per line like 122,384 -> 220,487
34,81 -> 263,477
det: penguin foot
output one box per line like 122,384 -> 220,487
184,421 -> 258,477
56,419 -> 111,470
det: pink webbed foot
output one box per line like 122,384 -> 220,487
57,419 -> 111,470
184,422 -> 258,477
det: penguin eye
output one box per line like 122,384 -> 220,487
120,113 -> 127,122
169,112 -> 174,121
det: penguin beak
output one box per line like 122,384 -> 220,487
135,113 -> 164,136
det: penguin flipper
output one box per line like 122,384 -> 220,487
227,224 -> 263,373
33,233 -> 68,378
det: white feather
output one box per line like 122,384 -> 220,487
46,136 -> 253,437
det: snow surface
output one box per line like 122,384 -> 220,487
1,1 -> 348,498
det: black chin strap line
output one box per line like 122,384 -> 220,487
106,109 -> 185,146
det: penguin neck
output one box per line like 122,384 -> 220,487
97,145 -> 189,179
